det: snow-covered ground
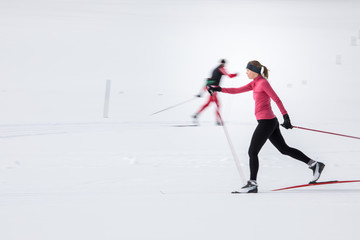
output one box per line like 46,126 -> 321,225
1,1 -> 360,239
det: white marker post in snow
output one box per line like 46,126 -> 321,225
103,79 -> 111,118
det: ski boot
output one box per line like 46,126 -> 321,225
233,180 -> 258,193
309,161 -> 325,184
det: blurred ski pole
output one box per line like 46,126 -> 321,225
293,126 -> 360,140
209,89 -> 246,184
150,97 -> 196,116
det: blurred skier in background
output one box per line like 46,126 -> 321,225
192,59 -> 237,125
208,60 -> 325,193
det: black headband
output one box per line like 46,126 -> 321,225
246,63 -> 262,74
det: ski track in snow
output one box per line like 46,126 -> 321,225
0,122 -> 360,240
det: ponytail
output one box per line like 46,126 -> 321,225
262,65 -> 269,79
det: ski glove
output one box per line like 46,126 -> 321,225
207,86 -> 222,95
229,73 -> 238,78
281,114 -> 293,129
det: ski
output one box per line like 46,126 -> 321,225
272,180 -> 360,191
172,124 -> 198,127
231,191 -> 256,194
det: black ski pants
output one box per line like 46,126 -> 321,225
248,118 -> 311,181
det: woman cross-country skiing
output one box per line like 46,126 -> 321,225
209,60 -> 325,193
192,59 -> 237,125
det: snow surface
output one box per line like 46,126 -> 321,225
1,0 -> 360,239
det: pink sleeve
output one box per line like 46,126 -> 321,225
219,67 -> 236,78
219,67 -> 229,76
261,80 -> 288,115
221,82 -> 253,94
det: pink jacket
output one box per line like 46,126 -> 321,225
221,75 -> 287,120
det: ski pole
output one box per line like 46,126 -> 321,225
293,126 -> 360,140
215,100 -> 246,184
150,97 -> 196,116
